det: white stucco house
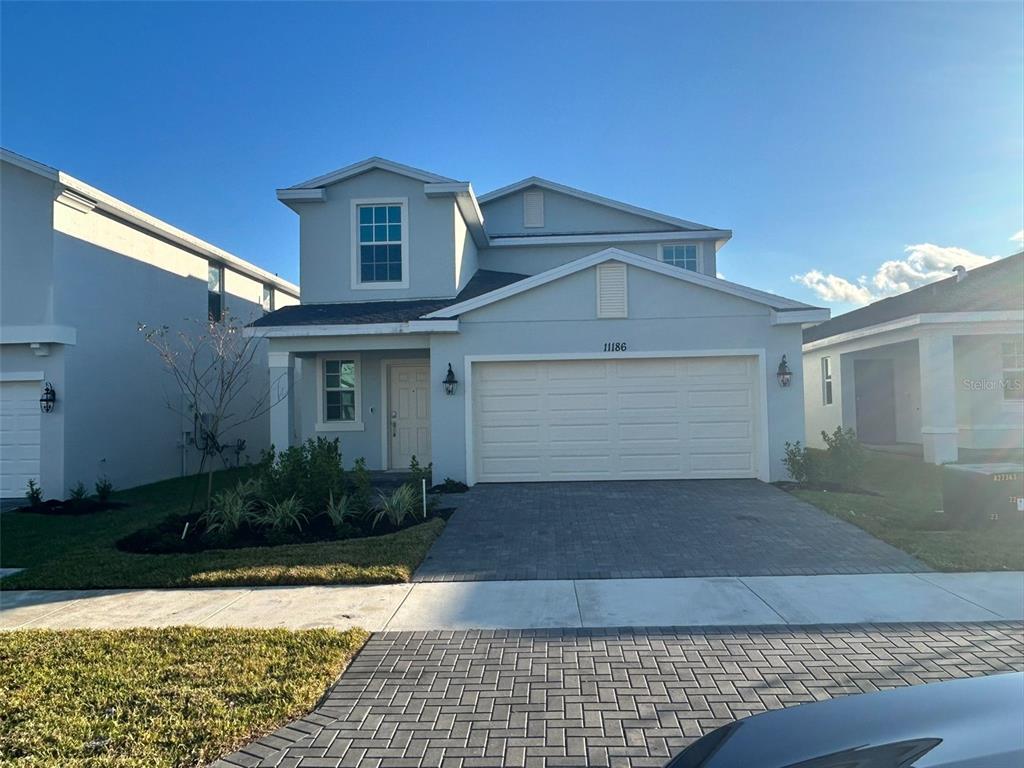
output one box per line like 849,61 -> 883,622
0,149 -> 299,500
252,157 -> 828,485
802,253 -> 1024,464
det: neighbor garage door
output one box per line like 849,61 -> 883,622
0,380 -> 42,498
472,356 -> 760,482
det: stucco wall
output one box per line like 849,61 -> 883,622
478,239 -> 718,279
480,186 -> 674,236
1,160 -> 56,327
454,202 -> 478,293
955,334 -> 1024,451
429,264 -> 806,484
293,168 -> 458,303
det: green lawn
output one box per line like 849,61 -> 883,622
789,451 -> 1024,572
0,627 -> 367,767
0,469 -> 444,589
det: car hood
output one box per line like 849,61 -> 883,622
667,672 -> 1024,768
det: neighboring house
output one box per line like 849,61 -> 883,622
0,149 -> 299,500
254,157 -> 827,484
802,253 -> 1024,464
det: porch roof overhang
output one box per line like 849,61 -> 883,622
245,319 -> 459,338
802,310 -> 1024,353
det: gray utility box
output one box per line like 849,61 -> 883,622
942,463 -> 1024,528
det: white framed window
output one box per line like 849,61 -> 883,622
351,198 -> 409,289
1001,340 -> 1023,401
317,354 -> 363,431
208,262 -> 224,322
523,189 -> 544,228
822,356 -> 834,405
659,243 -> 700,272
261,284 -> 274,313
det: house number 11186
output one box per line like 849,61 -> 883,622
603,342 -> 628,352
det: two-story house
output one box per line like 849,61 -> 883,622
253,157 -> 828,484
0,149 -> 299,500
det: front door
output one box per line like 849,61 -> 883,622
854,358 -> 898,444
388,364 -> 431,469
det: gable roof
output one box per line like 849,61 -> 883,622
477,176 -> 720,232
250,270 -> 527,328
423,247 -> 825,320
803,252 -> 1024,344
282,156 -> 458,191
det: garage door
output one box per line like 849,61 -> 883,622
0,381 -> 42,498
472,357 -> 760,482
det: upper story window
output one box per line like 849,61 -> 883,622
821,357 -> 834,405
261,284 -> 274,313
1002,340 -> 1023,401
208,262 -> 224,322
352,200 -> 408,289
660,244 -> 699,272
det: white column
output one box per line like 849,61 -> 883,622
268,351 -> 294,452
918,333 -> 958,464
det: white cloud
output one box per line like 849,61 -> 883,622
791,243 -> 996,307
1012,229 -> 1023,245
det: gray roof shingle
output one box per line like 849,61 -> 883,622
251,269 -> 528,328
803,252 -> 1023,344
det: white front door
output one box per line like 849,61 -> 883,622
472,356 -> 760,482
388,364 -> 431,469
0,381 -> 42,498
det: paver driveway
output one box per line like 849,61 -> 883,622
415,480 -> 925,581
218,622 -> 1024,768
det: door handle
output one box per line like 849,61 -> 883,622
392,420 -> 397,438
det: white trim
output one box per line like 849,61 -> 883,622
803,311 -> 1024,351
921,426 -> 959,435
1,148 -> 59,180
596,262 -> 628,319
477,176 -> 721,232
315,353 -> 364,433
462,348 -> 771,486
522,189 -> 544,228
658,242 -> 702,273
55,189 -> 97,213
424,247 -> 816,319
379,358 -> 432,469
276,188 -> 326,202
771,308 -> 831,326
246,320 -> 458,338
424,182 -> 487,247
0,325 -> 77,345
350,197 -> 410,290
0,370 -> 45,383
488,230 -> 732,247
284,156 -> 456,191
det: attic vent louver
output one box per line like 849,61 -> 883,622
523,189 -> 544,228
597,263 -> 628,318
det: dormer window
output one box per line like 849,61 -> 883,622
660,244 -> 699,272
352,198 -> 409,289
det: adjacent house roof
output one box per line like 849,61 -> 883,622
803,252 -> 1024,344
477,176 -> 721,232
250,270 -> 528,327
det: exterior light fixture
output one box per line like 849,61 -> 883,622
776,355 -> 793,388
39,381 -> 56,413
442,363 -> 459,396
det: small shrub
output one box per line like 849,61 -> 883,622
202,486 -> 255,536
94,476 -> 114,502
350,457 -> 373,513
256,495 -> 308,533
260,437 -> 344,511
435,477 -> 469,494
409,455 -> 434,512
25,480 -> 43,507
325,491 -> 359,530
783,441 -> 809,484
69,482 -> 88,502
373,484 -> 419,529
821,425 -> 865,489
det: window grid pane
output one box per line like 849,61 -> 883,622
358,204 -> 403,282
323,360 -> 357,421
1002,340 -> 1024,400
663,245 -> 698,271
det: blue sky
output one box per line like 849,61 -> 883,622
2,2 -> 1022,312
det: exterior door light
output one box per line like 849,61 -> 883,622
442,363 -> 459,396
777,355 -> 793,388
40,381 -> 56,413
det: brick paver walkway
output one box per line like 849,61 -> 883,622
217,622 -> 1023,768
415,480 -> 926,581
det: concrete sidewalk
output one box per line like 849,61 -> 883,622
2,571 -> 1021,631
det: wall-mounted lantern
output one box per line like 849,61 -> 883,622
39,381 -> 56,413
776,355 -> 793,388
442,363 -> 459,396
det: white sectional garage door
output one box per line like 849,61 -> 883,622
0,381 -> 42,498
472,357 -> 760,482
